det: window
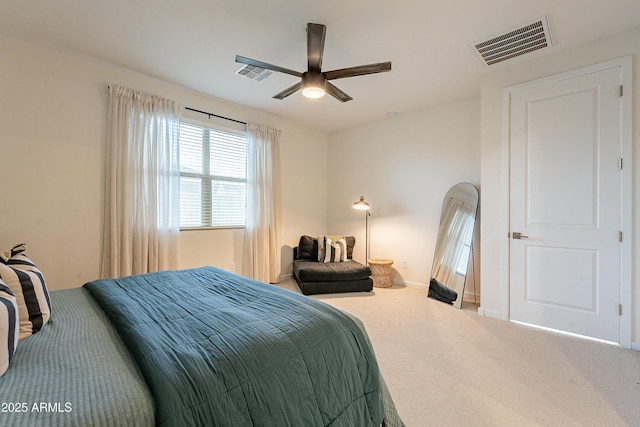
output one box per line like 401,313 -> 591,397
179,121 -> 247,228
455,216 -> 475,275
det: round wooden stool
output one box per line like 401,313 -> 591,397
368,259 -> 394,288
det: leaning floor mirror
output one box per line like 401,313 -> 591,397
428,182 -> 479,308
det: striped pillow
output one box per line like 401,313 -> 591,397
317,236 -> 326,262
0,244 -> 51,340
322,237 -> 347,263
317,235 -> 345,262
0,279 -> 19,376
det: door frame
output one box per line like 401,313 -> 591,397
500,56 -> 632,348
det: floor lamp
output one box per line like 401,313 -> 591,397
352,196 -> 370,265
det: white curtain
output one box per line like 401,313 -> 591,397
432,198 -> 474,285
101,85 -> 183,278
242,123 -> 282,283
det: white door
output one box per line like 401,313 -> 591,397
509,66 -> 623,343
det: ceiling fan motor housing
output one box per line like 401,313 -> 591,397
302,71 -> 327,91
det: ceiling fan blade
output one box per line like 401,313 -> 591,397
324,61 -> 392,80
306,23 -> 326,72
273,82 -> 303,100
235,55 -> 302,78
325,82 -> 353,103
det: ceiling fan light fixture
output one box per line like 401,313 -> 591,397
301,72 -> 326,99
302,86 -> 325,99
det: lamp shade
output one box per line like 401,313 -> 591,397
352,196 -> 370,210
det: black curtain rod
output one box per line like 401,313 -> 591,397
185,107 -> 247,126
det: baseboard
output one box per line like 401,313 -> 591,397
277,273 -> 292,283
631,341 -> 640,351
394,279 -> 427,289
477,307 -> 507,320
463,291 -> 480,304
397,279 -> 480,300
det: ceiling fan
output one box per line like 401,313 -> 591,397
235,23 -> 391,102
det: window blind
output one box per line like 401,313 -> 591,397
179,121 -> 247,228
455,217 -> 475,275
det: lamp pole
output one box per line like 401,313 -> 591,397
365,209 -> 370,265
352,196 -> 371,265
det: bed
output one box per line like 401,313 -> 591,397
0,266 -> 403,426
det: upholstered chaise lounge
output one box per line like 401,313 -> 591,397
292,235 -> 373,295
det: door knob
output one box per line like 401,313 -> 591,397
512,232 -> 529,239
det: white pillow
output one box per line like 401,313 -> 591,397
0,279 -> 19,376
0,244 -> 51,340
322,237 -> 347,263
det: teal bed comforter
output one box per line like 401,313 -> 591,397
84,266 -> 386,426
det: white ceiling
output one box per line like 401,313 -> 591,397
1,0 -> 639,134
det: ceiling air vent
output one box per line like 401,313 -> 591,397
235,64 -> 273,81
472,15 -> 553,66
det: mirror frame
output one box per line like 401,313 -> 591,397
428,182 -> 479,308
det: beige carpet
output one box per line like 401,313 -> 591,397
277,279 -> 640,426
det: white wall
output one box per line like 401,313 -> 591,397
0,34 -> 328,290
327,97 -> 481,290
480,27 -> 640,345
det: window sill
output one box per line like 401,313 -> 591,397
180,226 -> 245,232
